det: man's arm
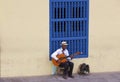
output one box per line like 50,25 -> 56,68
66,50 -> 72,60
51,50 -> 59,61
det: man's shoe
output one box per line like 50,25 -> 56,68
68,75 -> 74,78
63,75 -> 67,79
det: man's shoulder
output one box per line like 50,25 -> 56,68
58,48 -> 62,51
55,48 -> 61,52
65,49 -> 69,52
55,48 -> 68,52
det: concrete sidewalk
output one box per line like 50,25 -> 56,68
1,72 -> 120,82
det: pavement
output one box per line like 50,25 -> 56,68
1,72 -> 120,82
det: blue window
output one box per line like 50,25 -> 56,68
49,0 -> 89,59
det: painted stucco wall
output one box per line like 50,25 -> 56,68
0,0 -> 120,77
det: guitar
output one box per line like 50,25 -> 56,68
52,52 -> 82,66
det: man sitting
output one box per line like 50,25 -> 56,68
51,41 -> 74,79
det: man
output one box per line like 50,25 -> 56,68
51,41 -> 74,79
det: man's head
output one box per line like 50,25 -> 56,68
61,41 -> 68,50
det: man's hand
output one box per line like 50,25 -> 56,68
56,60 -> 61,63
76,51 -> 83,55
70,55 -> 74,59
80,52 -> 83,54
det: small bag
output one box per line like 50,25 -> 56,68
78,63 -> 90,75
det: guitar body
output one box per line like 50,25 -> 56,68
52,52 -> 81,66
52,54 -> 67,66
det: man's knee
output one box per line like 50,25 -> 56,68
64,62 -> 69,68
69,62 -> 74,67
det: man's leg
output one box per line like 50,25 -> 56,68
59,62 -> 69,79
68,61 -> 74,78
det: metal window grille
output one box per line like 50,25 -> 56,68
49,0 -> 89,59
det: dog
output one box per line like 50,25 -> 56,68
78,63 -> 90,75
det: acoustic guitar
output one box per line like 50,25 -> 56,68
52,52 -> 82,66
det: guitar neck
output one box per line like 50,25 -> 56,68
72,53 -> 78,56
59,52 -> 81,60
67,53 -> 78,58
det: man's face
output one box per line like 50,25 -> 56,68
62,45 -> 67,50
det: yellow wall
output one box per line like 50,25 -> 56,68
0,0 -> 50,77
0,0 -> 120,77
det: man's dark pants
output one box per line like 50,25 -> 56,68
59,61 -> 74,76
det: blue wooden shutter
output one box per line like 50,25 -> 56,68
49,0 -> 89,60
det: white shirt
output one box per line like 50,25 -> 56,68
51,48 -> 71,61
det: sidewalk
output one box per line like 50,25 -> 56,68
1,72 -> 120,82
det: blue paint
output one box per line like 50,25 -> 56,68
49,0 -> 89,60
